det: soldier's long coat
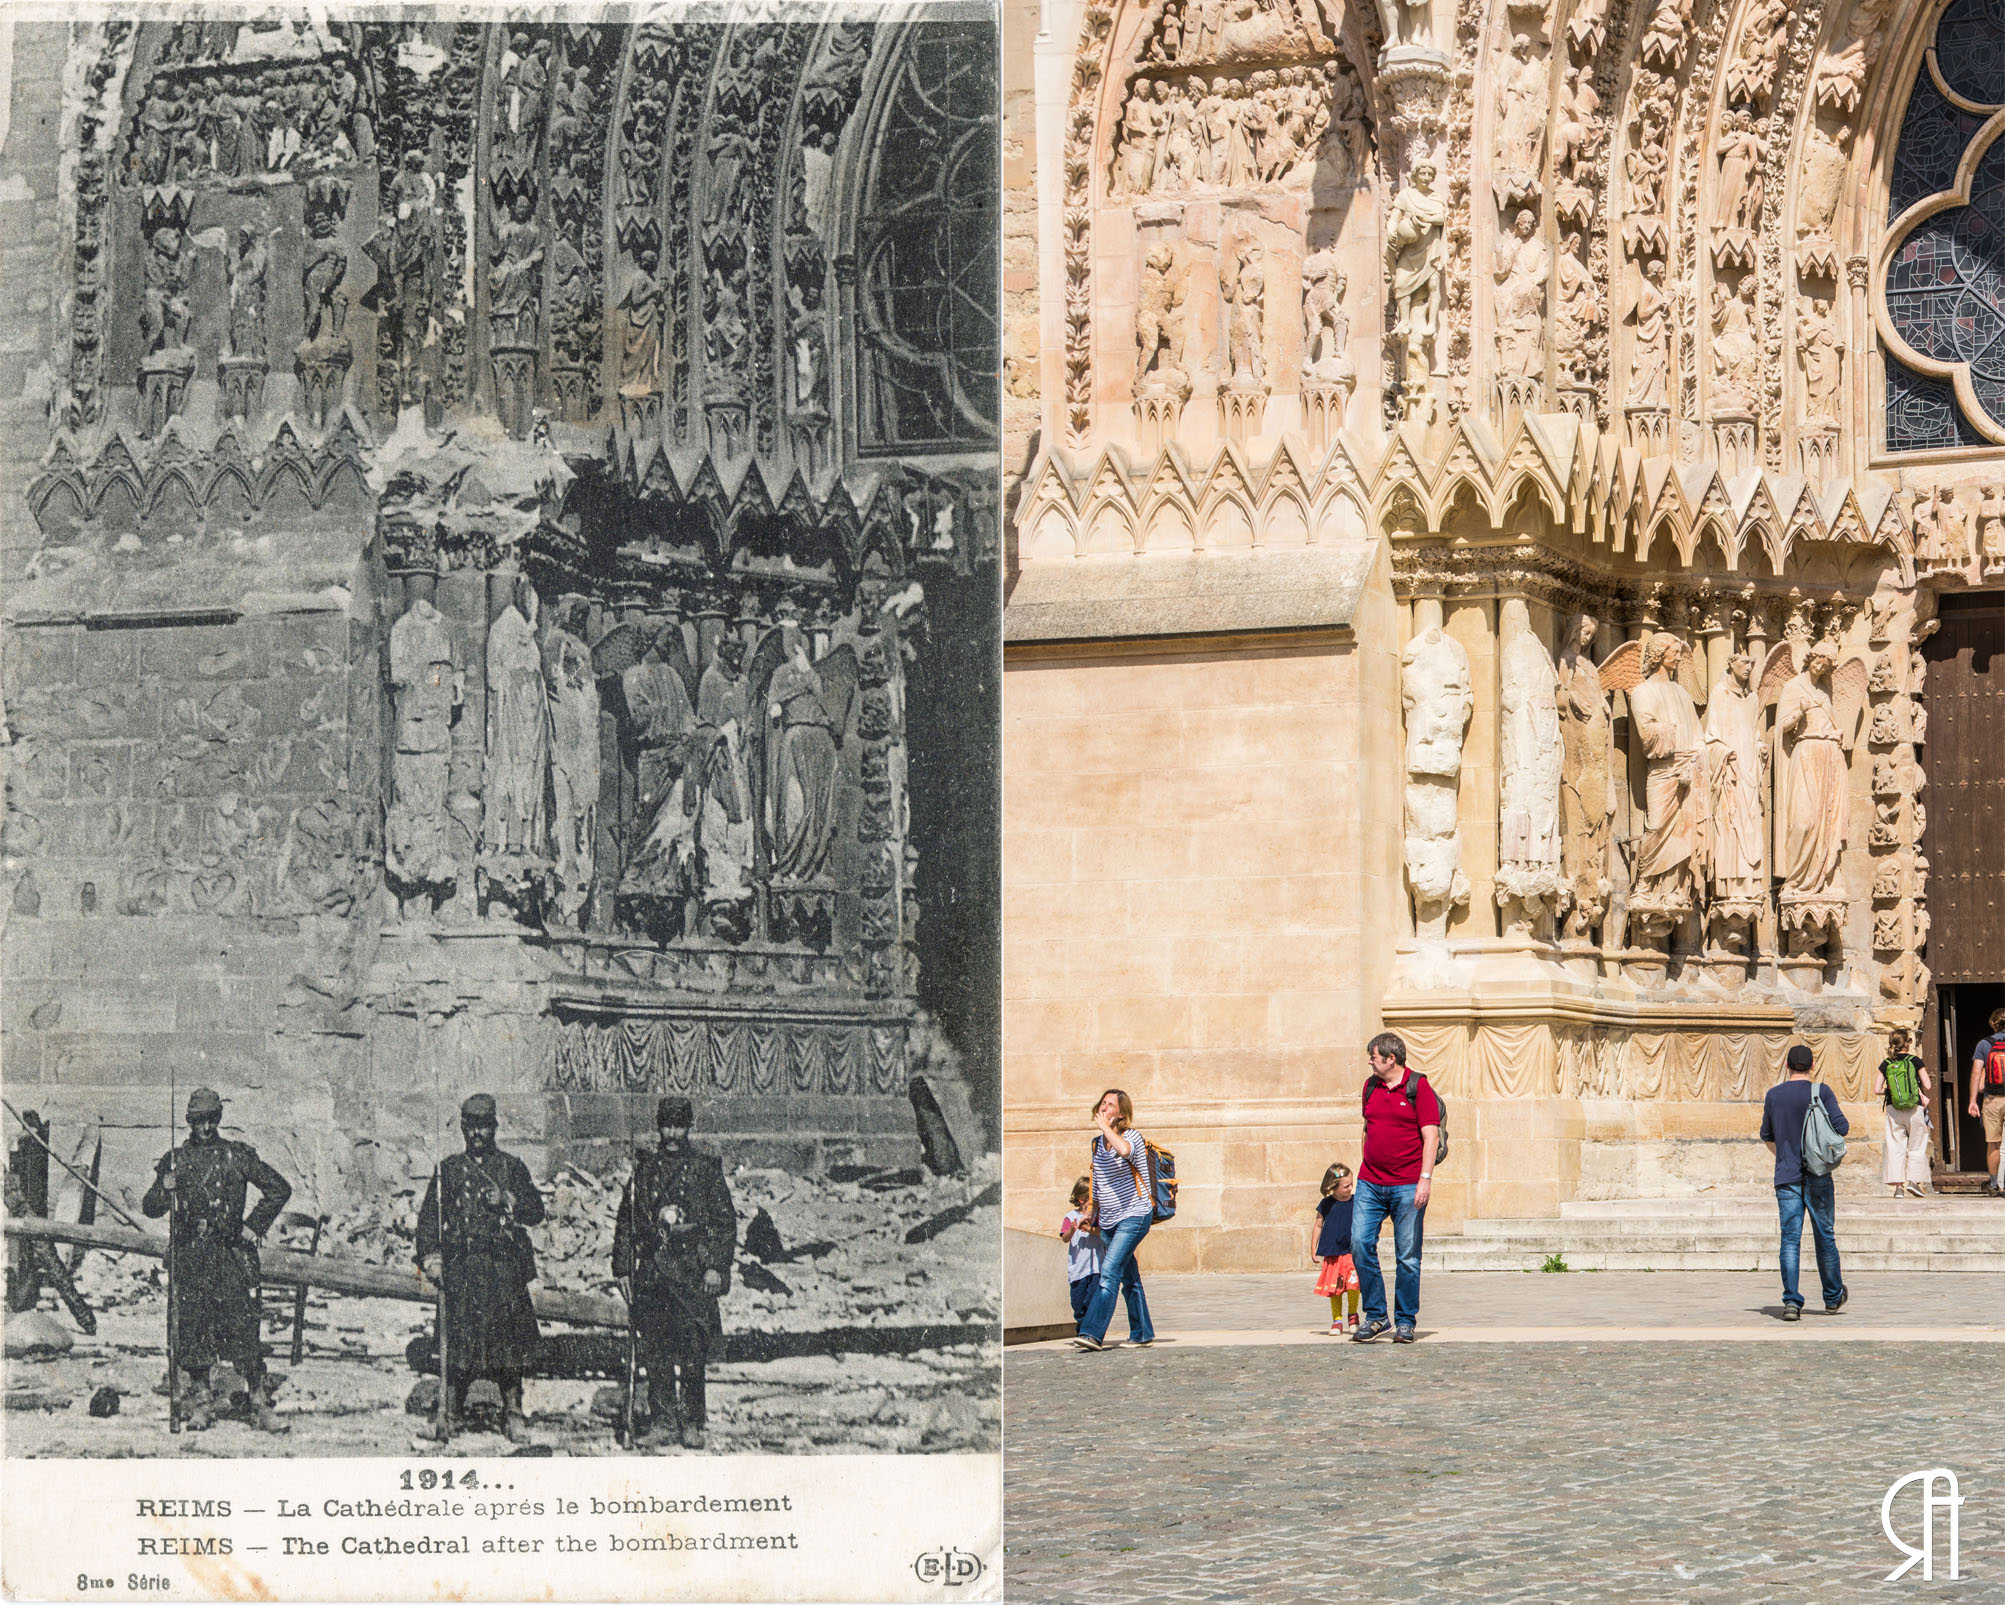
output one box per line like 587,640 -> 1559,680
611,1145 -> 736,1338
415,1149 -> 545,1378
142,1138 -> 291,1372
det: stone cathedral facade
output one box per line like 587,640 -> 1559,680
0,10 -> 1001,1199
1003,0 -> 2005,1268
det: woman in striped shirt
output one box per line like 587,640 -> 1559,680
1071,1089 -> 1158,1351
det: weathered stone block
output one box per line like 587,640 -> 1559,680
70,632 -> 141,688
1197,1226 -> 1302,1273
138,622 -> 271,683
3,626 -> 74,695
1133,1228 -> 1198,1274
259,613 -> 352,678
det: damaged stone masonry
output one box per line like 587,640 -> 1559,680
1,11 -> 1002,1443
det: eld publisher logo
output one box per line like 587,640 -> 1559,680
1883,1468 -> 1964,1582
912,1548 -> 984,1587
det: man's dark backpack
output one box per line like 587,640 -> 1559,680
1364,1071 -> 1449,1167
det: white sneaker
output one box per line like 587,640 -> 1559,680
1326,1322 -> 1344,1335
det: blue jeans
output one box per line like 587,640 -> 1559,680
1776,1174 -> 1844,1309
1069,1276 -> 1094,1324
1077,1214 -> 1154,1344
1351,1180 -> 1425,1328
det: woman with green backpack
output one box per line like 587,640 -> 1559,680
1877,1028 -> 1932,1199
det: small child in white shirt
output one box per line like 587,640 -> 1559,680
1059,1176 -> 1104,1325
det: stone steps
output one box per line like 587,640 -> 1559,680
1555,1195 -> 2001,1218
1434,1195 -> 2005,1271
1433,1245 -> 2005,1272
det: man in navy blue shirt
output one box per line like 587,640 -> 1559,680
1759,1043 -> 1849,1320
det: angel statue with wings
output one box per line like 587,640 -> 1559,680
1763,638 -> 1867,959
600,620 -> 760,940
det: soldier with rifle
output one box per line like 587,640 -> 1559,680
415,1093 -> 544,1445
141,1088 -> 292,1433
611,1096 -> 737,1451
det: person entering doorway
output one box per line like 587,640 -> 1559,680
1970,1007 -> 2005,1196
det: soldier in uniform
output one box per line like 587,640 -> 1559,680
415,1093 -> 544,1444
611,1096 -> 737,1450
141,1087 -> 292,1433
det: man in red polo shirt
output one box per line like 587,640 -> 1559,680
1351,1031 -> 1442,1344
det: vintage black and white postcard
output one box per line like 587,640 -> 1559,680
0,3 -> 1001,1597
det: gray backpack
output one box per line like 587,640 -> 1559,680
1802,1081 -> 1848,1176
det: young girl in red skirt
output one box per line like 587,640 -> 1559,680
1314,1162 -> 1359,1334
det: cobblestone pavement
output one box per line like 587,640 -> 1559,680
1007,1343 -> 1999,1603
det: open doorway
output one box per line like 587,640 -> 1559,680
1918,595 -> 2005,1174
1934,983 -> 2001,1171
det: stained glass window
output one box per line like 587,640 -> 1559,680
1883,0 -> 2005,449
1888,69 -> 1990,222
1887,353 -> 1987,450
1931,0 -> 2005,106
855,19 -> 1000,454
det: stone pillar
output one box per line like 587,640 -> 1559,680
1845,256 -> 1871,482
1447,595 -> 1500,939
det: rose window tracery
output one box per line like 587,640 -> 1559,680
1881,0 -> 2005,450
855,22 -> 1000,453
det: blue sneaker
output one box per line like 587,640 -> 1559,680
1392,1323 -> 1417,1344
1350,1318 -> 1391,1343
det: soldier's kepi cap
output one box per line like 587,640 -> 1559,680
186,1088 -> 223,1119
656,1096 -> 694,1128
460,1092 -> 498,1122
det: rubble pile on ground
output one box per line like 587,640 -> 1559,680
8,1153 -> 999,1456
48,1153 -> 999,1340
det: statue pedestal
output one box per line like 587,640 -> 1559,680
139,349 -> 196,435
1616,946 -> 1669,988
1299,380 -> 1352,456
706,396 -> 750,458
1134,386 -> 1186,456
1494,374 -> 1542,430
1710,413 -> 1758,477
491,341 -> 539,440
1777,956 -> 1827,994
217,356 -> 267,423
1624,404 -> 1668,453
1799,422 -> 1841,482
1377,43 -> 1454,83
1555,384 -> 1596,423
1218,385 -> 1266,448
295,336 -> 353,429
1701,950 -> 1753,992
